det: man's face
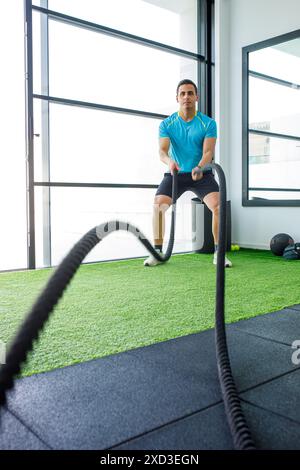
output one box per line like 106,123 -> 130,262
176,84 -> 198,111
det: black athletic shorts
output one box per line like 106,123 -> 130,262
155,171 -> 219,201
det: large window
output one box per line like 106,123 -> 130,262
242,30 -> 300,206
0,2 -> 27,271
22,0 -> 214,269
34,0 -> 198,53
34,103 -> 164,184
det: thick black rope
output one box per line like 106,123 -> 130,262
212,163 -> 256,450
0,165 -> 255,449
0,172 -> 179,408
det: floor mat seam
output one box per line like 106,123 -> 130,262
4,405 -> 54,450
107,399 -> 225,450
240,397 -> 300,427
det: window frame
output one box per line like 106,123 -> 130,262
24,0 -> 215,269
242,29 -> 300,207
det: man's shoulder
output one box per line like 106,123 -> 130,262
196,111 -> 216,125
161,112 -> 180,128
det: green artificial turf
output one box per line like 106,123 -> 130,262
1,249 -> 300,378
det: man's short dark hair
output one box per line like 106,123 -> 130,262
176,79 -> 198,96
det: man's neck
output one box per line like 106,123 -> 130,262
179,108 -> 196,122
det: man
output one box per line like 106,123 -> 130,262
144,79 -> 232,267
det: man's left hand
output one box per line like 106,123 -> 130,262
191,166 -> 203,181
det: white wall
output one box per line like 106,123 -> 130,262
215,0 -> 300,249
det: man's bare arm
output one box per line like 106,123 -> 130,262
191,137 -> 216,181
159,137 -> 171,165
159,137 -> 179,173
198,137 -> 216,168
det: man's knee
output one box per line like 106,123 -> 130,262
153,195 -> 172,213
211,204 -> 220,215
203,192 -> 219,213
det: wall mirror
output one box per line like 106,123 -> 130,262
242,30 -> 300,206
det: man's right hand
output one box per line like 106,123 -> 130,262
169,160 -> 180,175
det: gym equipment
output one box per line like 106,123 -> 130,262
283,243 -> 300,260
191,199 -> 231,253
270,233 -> 294,256
231,244 -> 240,251
0,164 -> 255,450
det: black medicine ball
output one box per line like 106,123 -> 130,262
270,233 -> 294,256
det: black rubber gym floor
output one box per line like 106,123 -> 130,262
0,305 -> 300,450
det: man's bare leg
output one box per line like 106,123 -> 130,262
144,195 -> 172,266
153,195 -> 172,247
203,191 -> 232,267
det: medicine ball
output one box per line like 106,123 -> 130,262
270,233 -> 294,256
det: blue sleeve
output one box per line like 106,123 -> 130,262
159,120 -> 169,138
205,119 -> 217,138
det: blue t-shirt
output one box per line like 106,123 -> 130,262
159,111 -> 217,172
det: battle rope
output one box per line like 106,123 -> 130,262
0,164 -> 255,449
212,164 -> 255,450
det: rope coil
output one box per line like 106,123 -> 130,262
0,164 -> 255,449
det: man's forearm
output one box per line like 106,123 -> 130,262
159,150 -> 172,166
198,151 -> 214,169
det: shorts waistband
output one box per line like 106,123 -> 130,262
164,170 -> 212,176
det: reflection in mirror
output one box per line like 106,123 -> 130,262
243,32 -> 300,205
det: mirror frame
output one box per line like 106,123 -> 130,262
242,29 -> 300,207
